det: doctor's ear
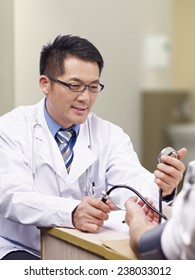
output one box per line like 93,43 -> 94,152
39,75 -> 50,95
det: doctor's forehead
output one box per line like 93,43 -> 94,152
62,57 -> 100,77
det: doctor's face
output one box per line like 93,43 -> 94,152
40,56 -> 100,128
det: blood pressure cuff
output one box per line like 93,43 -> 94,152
138,222 -> 167,260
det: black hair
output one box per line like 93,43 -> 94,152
39,34 -> 104,77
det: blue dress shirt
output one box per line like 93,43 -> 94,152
43,100 -> 80,149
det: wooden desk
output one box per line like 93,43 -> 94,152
40,207 -> 171,260
40,226 -> 137,260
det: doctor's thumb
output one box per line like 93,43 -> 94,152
177,147 -> 187,161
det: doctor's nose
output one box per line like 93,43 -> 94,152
77,88 -> 92,101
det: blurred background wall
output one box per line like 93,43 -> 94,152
0,0 -> 194,171
172,0 -> 195,119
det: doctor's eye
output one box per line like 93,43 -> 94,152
68,83 -> 84,92
68,82 -> 104,93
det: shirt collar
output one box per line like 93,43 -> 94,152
43,99 -> 80,137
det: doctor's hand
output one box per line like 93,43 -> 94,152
72,196 -> 116,233
124,196 -> 159,258
154,147 -> 187,197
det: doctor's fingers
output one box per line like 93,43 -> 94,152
154,162 -> 184,185
158,150 -> 186,174
83,196 -> 113,213
154,161 -> 185,195
177,147 -> 187,161
105,199 -> 117,210
73,197 -> 110,221
75,218 -> 104,233
154,172 -> 176,196
73,211 -> 105,233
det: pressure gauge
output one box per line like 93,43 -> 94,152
158,146 -> 178,163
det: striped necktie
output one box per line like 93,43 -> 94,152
56,129 -> 75,173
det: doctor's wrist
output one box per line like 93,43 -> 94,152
71,205 -> 79,228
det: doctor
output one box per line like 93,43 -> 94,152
0,34 -> 186,260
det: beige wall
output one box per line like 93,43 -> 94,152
172,0 -> 195,120
1,0 -> 172,160
0,0 -> 14,114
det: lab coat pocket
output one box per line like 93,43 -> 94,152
77,173 -> 106,199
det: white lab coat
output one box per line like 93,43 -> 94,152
0,98 -> 159,258
161,160 -> 195,259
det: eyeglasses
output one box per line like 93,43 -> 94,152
48,76 -> 104,93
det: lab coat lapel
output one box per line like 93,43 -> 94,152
36,129 -> 67,176
66,122 -> 97,185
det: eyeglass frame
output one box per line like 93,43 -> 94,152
47,76 -> 104,93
